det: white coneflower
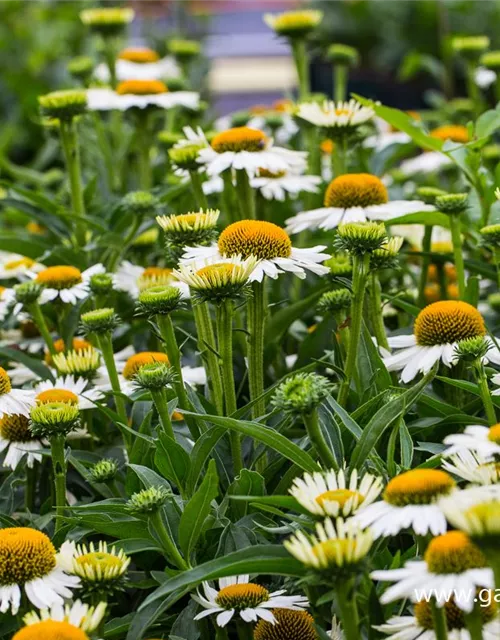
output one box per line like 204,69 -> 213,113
34,376 -> 100,411
0,528 -> 80,614
22,600 -> 106,634
0,367 -> 36,418
87,80 -> 199,112
113,261 -> 188,300
0,254 -> 44,280
353,469 -> 455,537
94,46 -> 180,83
181,220 -> 329,282
296,99 -> 374,132
289,468 -> 383,518
33,264 -> 105,304
0,413 -> 42,470
192,574 -> 308,627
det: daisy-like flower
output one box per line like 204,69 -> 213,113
253,609 -> 317,640
181,220 -> 329,282
263,9 -> 323,38
0,367 -> 36,418
94,347 -> 206,396
197,126 -> 307,178
34,376 -> 100,411
439,486 -> 500,537
382,301 -> 500,383
353,469 -> 455,537
94,46 -> 180,83
371,531 -> 493,612
156,209 -> 219,243
0,254 -> 44,281
296,99 -> 374,134
285,517 -> 372,572
442,449 -> 500,486
376,597 -> 500,640
250,168 -> 321,202
0,527 -> 80,614
289,468 -> 383,518
60,540 -> 130,591
174,255 -> 258,302
22,600 -> 106,635
0,413 -> 42,470
285,173 -> 432,234
87,80 -> 199,112
0,286 -> 18,321
33,264 -> 105,305
113,261 -> 189,300
442,424 -> 500,458
192,574 -> 308,627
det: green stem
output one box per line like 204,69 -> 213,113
303,407 -> 337,469
303,126 -> 321,176
235,169 -> 256,220
247,280 -> 266,420
136,112 -> 153,190
221,170 -> 237,224
418,225 -> 433,307
216,301 -> 243,473
449,214 -> 466,300
474,361 -> 497,425
156,314 -> 200,439
338,252 -> 370,407
431,599 -> 449,640
215,626 -> 229,640
465,61 -> 481,118
494,248 -> 500,290
104,38 -> 118,88
151,388 -> 175,439
332,135 -> 348,177
29,302 -> 56,357
50,435 -> 67,533
336,581 -> 360,640
334,64 -> 348,102
193,303 -> 224,415
59,119 -> 86,246
150,510 -> 189,570
96,333 -> 130,448
291,38 -> 310,100
189,170 -> 208,209
236,622 -> 253,640
369,272 -> 389,351
465,607 -> 484,640
25,463 -> 37,512
93,112 -> 116,192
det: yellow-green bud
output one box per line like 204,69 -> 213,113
134,362 -> 176,391
89,273 -> 114,297
415,186 -> 447,205
127,485 -> 170,514
435,193 -> 469,215
452,35 -> 490,60
317,289 -> 352,313
157,131 -> 183,149
136,285 -> 183,317
168,144 -> 204,171
327,44 -> 359,67
81,308 -> 119,335
480,224 -> 500,247
481,51 -> 500,71
80,7 -> 135,36
15,282 -> 42,306
90,458 -> 119,483
122,191 -> 158,215
30,402 -> 80,437
455,336 -> 491,363
272,372 -> 332,415
67,56 -> 94,83
335,221 -> 387,255
39,90 -> 87,121
168,39 -> 201,60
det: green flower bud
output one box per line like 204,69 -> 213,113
435,193 -> 469,215
30,401 -> 80,437
15,282 -> 43,306
483,144 -> 500,162
157,130 -> 183,149
327,44 -> 359,67
335,222 -> 387,255
480,224 -> 500,247
447,97 -> 474,115
81,307 -> 119,335
122,191 -> 158,215
136,285 -> 183,317
39,90 -> 87,121
264,113 -> 284,130
455,336 -> 491,363
317,288 -> 352,313
168,39 -> 201,60
134,362 -> 176,391
164,76 -> 187,92
323,252 -> 352,277
89,273 -> 114,297
67,56 -> 94,83
272,372 -> 332,415
53,348 -> 101,380
263,9 -> 323,38
415,186 -> 447,205
90,458 -> 119,483
489,292 -> 500,313
80,7 -> 135,36
126,485 -> 170,514
370,236 -> 404,270
156,209 -> 219,248
452,36 -> 490,60
481,51 -> 500,71
230,111 -> 252,128
168,144 -> 204,171
132,228 -> 159,247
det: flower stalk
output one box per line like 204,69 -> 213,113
336,580 -> 360,640
247,280 -> 267,420
449,214 -> 466,300
431,599 -> 449,640
418,225 -> 433,307
50,434 -> 67,533
235,169 -> 256,220
193,302 -> 224,415
368,272 -> 389,351
150,509 -> 189,570
189,170 -> 208,209
59,119 -> 86,246
303,407 -> 337,469
291,38 -> 310,99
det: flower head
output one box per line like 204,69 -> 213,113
193,575 -> 308,628
452,35 -> 490,60
0,367 -> 36,418
296,99 -> 374,134
35,265 -> 104,305
430,125 -> 469,144
136,285 -> 184,317
30,402 -> 80,437
435,192 -> 469,215
0,528 -> 79,614
290,468 -> 383,518
263,10 -> 323,38
66,540 -> 130,596
327,43 -> 359,67
0,414 -> 41,470
317,289 -> 352,313
80,7 -> 134,34
134,362 -> 176,391
81,307 -> 119,335
53,348 -> 101,380
254,609 -> 317,640
22,600 -> 106,635
168,38 -> 201,60
39,90 -> 87,121
335,221 -> 387,255
272,373 -> 332,415
90,458 -> 118,484
122,352 -> 170,380
156,209 -> 219,246
127,485 -> 170,514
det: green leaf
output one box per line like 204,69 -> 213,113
475,108 -> 500,139
266,286 -> 327,344
0,346 -> 54,382
140,546 -> 306,609
229,494 -> 306,513
182,411 -> 320,473
350,366 -> 436,468
155,433 -> 191,495
227,470 -> 265,519
385,211 -> 450,228
357,323 -> 392,397
353,96 -> 444,151
186,427 -> 226,496
178,459 -> 219,559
